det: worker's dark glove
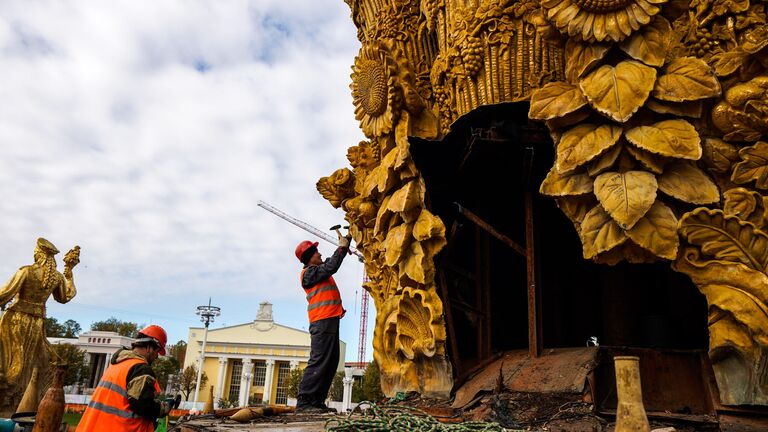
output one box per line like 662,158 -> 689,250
158,400 -> 171,417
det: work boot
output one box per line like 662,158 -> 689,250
295,405 -> 328,414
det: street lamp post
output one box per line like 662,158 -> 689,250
192,298 -> 220,408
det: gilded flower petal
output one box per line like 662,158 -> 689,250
629,3 -> 651,25
605,14 -> 623,42
635,0 -> 660,17
593,14 -> 607,41
615,9 -> 632,37
569,12 -> 591,37
582,13 -> 597,41
554,4 -> 582,29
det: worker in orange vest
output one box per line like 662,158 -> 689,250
293,232 -> 351,413
77,325 -> 172,431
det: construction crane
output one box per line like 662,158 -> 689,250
257,200 -> 370,366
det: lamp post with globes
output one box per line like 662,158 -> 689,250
192,298 -> 220,407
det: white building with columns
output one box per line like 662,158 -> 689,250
183,302 -> 346,407
48,330 -> 135,392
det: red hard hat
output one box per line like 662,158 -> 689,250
295,240 -> 319,262
137,324 -> 168,355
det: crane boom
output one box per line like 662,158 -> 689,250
257,200 -> 363,261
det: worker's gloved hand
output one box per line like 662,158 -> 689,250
158,400 -> 172,417
338,235 -> 351,249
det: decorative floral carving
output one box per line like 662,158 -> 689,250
351,42 -> 402,138
540,0 -> 668,43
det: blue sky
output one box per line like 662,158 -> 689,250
0,1 -> 372,360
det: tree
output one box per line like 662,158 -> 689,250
362,361 -> 384,402
328,371 -> 345,401
62,319 -> 82,338
285,367 -> 304,399
45,317 -> 66,337
152,356 -> 180,391
90,317 -> 140,337
168,340 -> 187,365
49,343 -> 89,386
179,365 -> 207,401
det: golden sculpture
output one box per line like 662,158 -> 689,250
0,239 -> 80,416
325,0 -> 768,404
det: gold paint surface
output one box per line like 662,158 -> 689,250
332,0 -> 768,403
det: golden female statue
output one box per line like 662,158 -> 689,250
0,238 -> 79,415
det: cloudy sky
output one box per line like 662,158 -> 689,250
0,1 -> 371,359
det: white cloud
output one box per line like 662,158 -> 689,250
0,0 -> 373,358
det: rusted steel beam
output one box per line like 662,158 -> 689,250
454,202 -> 526,257
525,191 -> 542,358
438,268 -> 462,377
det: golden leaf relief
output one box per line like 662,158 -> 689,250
723,188 -> 766,226
556,123 -> 623,173
702,138 -> 739,175
678,208 -> 768,272
624,119 -> 702,160
387,180 -> 423,213
540,167 -> 594,196
400,241 -> 429,286
580,205 -> 628,259
529,82 -> 588,120
413,209 -> 445,242
626,201 -> 679,260
732,142 -> 768,190
625,144 -> 666,174
556,195 -> 598,231
653,57 -> 721,102
658,161 -> 720,205
594,170 -> 658,229
587,144 -> 623,177
646,99 -> 704,118
382,223 -> 414,267
618,16 -> 672,67
579,60 -> 657,123
564,40 -> 611,83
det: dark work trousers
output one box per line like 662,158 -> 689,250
297,316 -> 340,408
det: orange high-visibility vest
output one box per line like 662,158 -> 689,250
302,269 -> 344,323
77,357 -> 161,432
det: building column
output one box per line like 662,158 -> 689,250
215,357 -> 228,404
239,359 -> 254,407
342,368 -> 354,412
262,359 -> 275,404
101,353 -> 111,378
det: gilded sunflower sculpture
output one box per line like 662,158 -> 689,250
351,41 -> 403,138
540,0 -> 668,42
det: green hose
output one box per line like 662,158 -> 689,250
324,401 -> 516,432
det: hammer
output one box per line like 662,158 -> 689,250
330,224 -> 352,253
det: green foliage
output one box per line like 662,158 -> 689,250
351,379 -> 365,403
362,361 -> 384,402
62,319 -> 82,338
285,367 -> 304,399
45,317 -> 65,337
179,365 -> 207,401
49,343 -> 89,386
328,371 -> 344,401
152,356 -> 180,391
216,397 -> 239,409
168,340 -> 187,365
90,317 -> 141,337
